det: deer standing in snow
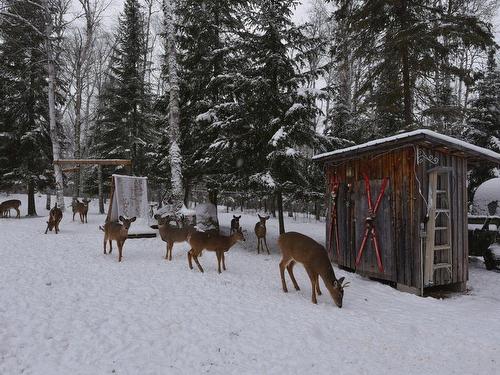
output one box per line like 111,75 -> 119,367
278,232 -> 349,307
230,215 -> 241,235
254,214 -> 270,254
0,199 -> 21,218
156,216 -> 195,261
100,216 -> 136,262
187,229 -> 245,273
45,203 -> 63,234
72,198 -> 90,223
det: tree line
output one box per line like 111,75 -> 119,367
1,0 -> 499,233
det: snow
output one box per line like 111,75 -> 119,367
1,193 -> 500,374
313,129 -> 500,162
195,203 -> 219,231
468,223 -> 498,231
285,103 -> 304,117
270,127 -> 286,146
472,178 -> 500,216
250,171 -> 276,188
488,243 -> 500,259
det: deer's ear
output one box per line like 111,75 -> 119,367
237,215 -> 241,219
233,215 -> 237,218
130,217 -> 137,222
119,215 -> 124,222
338,277 -> 345,285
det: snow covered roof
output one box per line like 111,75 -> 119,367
313,129 -> 500,164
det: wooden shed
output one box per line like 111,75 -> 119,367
313,130 -> 500,295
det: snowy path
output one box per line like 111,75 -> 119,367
0,194 -> 499,375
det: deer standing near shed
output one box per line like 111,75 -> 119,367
156,218 -> 194,261
278,232 -> 349,307
100,216 -> 136,262
254,214 -> 270,254
45,203 -> 63,234
187,229 -> 245,273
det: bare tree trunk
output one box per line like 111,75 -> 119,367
44,0 -> 65,211
46,193 -> 51,210
27,179 -> 37,216
164,0 -> 183,215
276,190 -> 285,235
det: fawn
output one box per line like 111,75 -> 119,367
187,228 -> 245,273
157,218 -> 194,261
100,216 -> 136,262
278,232 -> 349,307
45,203 -> 63,234
254,214 -> 270,254
230,215 -> 241,235
72,198 -> 90,223
0,199 -> 21,218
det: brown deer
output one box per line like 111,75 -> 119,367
72,198 -> 90,223
278,232 -> 349,307
254,214 -> 270,254
157,220 -> 195,261
45,204 -> 63,234
187,229 -> 245,274
230,215 -> 241,235
0,199 -> 21,218
100,216 -> 136,262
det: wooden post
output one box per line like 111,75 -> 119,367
98,165 -> 104,214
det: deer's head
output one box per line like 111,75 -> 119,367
119,216 -> 136,230
328,277 -> 349,308
234,228 -> 246,242
258,214 -> 270,225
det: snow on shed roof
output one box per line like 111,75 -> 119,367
313,129 -> 500,164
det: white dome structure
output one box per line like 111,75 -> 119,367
472,178 -> 500,216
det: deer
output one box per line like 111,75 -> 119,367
72,198 -> 90,223
45,203 -> 63,234
99,216 -> 136,262
278,232 -> 349,307
0,199 -> 21,218
254,214 -> 270,254
230,215 -> 241,235
187,228 -> 245,274
156,217 -> 195,261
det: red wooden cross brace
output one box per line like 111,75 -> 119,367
330,175 -> 341,259
355,174 -> 389,273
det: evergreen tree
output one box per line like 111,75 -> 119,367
91,0 -> 153,176
466,48 -> 500,200
0,0 -> 55,215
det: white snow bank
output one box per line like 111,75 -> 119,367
472,178 -> 500,216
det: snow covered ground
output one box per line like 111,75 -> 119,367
1,194 -> 499,375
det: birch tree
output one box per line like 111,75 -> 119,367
163,0 -> 183,215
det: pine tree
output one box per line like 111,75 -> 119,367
0,0 -> 56,215
91,0 -> 153,177
466,48 -> 500,200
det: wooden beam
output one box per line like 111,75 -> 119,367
62,167 -> 80,173
54,159 -> 132,166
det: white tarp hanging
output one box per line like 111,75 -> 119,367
109,174 -> 156,236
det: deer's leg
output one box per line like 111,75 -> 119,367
279,257 -> 291,293
286,261 -> 300,291
103,236 -> 107,254
165,242 -> 169,260
263,237 -> 270,254
257,238 -> 261,254
315,274 -> 322,295
188,249 -> 194,269
72,211 -> 75,221
45,224 -> 49,234
55,222 -> 59,234
168,242 -> 173,261
216,251 -> 222,274
222,252 -> 226,271
109,240 -> 113,254
305,269 -> 318,304
15,208 -> 20,219
193,251 -> 204,273
118,241 -> 123,262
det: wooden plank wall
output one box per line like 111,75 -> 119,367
326,148 -> 417,285
414,148 -> 468,286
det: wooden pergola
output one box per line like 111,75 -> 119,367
53,159 -> 132,214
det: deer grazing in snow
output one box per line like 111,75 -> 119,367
254,214 -> 270,254
45,203 -> 63,234
72,198 -> 90,223
0,199 -> 21,218
187,228 -> 245,274
155,216 -> 195,261
100,216 -> 136,262
230,215 -> 241,235
278,232 -> 349,307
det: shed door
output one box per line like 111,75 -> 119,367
354,178 -> 394,281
